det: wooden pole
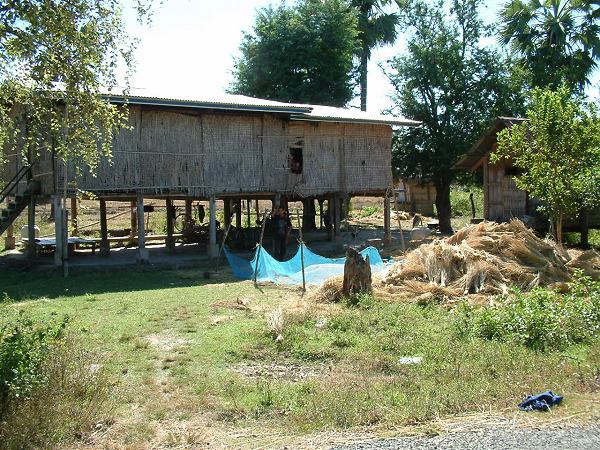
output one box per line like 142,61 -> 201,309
185,199 -> 192,225
255,199 -> 259,222
129,199 -> 137,246
296,210 -> 306,292
253,209 -> 269,287
224,198 -> 232,227
70,197 -> 78,236
99,198 -> 110,256
384,191 -> 391,244
136,192 -> 148,263
235,199 -> 242,229
27,195 -> 36,262
216,218 -> 234,272
391,185 -> 406,252
53,195 -> 62,268
166,197 -> 175,253
246,199 -> 251,228
209,195 -> 218,258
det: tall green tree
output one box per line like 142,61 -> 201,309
493,86 -> 600,245
351,0 -> 399,111
387,0 -> 523,233
230,0 -> 359,107
500,0 -> 600,92
0,1 -> 151,173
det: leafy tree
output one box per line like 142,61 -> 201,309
0,1 -> 151,173
493,86 -> 600,245
387,0 -> 524,233
499,0 -> 600,92
351,0 -> 399,111
230,0 -> 359,107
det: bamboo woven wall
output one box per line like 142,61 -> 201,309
485,160 -> 527,221
46,106 -> 395,198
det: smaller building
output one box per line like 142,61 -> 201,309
455,116 -> 599,234
455,117 -> 531,222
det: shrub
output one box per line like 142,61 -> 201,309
358,206 -> 381,218
450,185 -> 483,218
455,271 -> 600,351
0,314 -> 113,450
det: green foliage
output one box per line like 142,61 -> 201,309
388,0 -> 525,232
0,1 -> 151,172
358,205 -> 382,217
499,0 -> 600,92
456,271 -> 600,351
493,86 -> 600,241
0,313 -> 69,417
230,0 -> 359,106
449,185 -> 483,217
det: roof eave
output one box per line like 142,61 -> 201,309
291,115 -> 421,127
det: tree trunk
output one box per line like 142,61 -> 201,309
342,248 -> 372,297
579,208 -> 590,249
556,214 -> 563,246
435,178 -> 453,235
359,45 -> 368,112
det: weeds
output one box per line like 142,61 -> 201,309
0,314 -> 114,450
455,271 -> 600,351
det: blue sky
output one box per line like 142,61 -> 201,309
124,1 -> 596,112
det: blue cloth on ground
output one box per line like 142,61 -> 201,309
224,243 -> 385,286
518,390 -> 563,411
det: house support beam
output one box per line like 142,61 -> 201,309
129,200 -> 137,246
27,195 -> 36,261
53,195 -> 63,268
166,197 -> 176,253
71,197 -> 78,236
384,193 -> 392,244
185,199 -> 193,226
333,194 -> 341,237
224,198 -> 232,227
99,198 -> 110,256
209,195 -> 218,258
327,196 -> 334,241
136,192 -> 149,263
235,199 -> 242,229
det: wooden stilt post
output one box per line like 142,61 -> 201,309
296,210 -> 306,292
235,199 -> 242,229
53,195 -> 63,268
255,199 -> 259,223
254,210 -> 269,287
327,197 -> 334,241
209,195 -> 218,258
166,197 -> 175,253
27,195 -> 36,261
384,190 -> 391,244
333,194 -> 341,236
70,197 -> 78,236
136,192 -> 148,263
318,199 -> 324,230
99,198 -> 110,256
185,199 -> 192,226
246,199 -> 251,228
129,200 -> 137,246
224,198 -> 232,227
391,184 -> 406,252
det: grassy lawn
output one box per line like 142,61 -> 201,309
1,265 -> 599,448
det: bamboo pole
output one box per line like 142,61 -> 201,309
390,185 -> 406,252
216,211 -> 235,272
253,209 -> 269,287
296,210 -> 306,292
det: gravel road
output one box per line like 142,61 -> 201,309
332,423 -> 600,450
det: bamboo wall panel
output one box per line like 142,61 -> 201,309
203,113 -> 263,194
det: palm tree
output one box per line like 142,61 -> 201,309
351,0 -> 400,111
499,0 -> 600,91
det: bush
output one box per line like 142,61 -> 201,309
0,314 -> 113,450
455,271 -> 600,351
450,185 -> 483,218
358,206 -> 381,218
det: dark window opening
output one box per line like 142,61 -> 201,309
505,166 -> 523,176
289,144 -> 303,174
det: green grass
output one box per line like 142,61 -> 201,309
0,269 -> 598,446
450,185 -> 483,218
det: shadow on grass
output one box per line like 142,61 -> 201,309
0,264 -> 244,302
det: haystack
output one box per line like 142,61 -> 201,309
311,220 -> 599,305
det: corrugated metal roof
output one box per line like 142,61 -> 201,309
103,88 -> 420,126
104,88 -> 312,114
292,104 -> 421,127
454,117 -> 527,171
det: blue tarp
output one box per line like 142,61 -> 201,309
518,390 -> 563,411
224,243 -> 385,286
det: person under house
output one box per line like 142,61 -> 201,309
272,207 -> 292,261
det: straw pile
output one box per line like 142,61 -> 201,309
311,220 -> 600,305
